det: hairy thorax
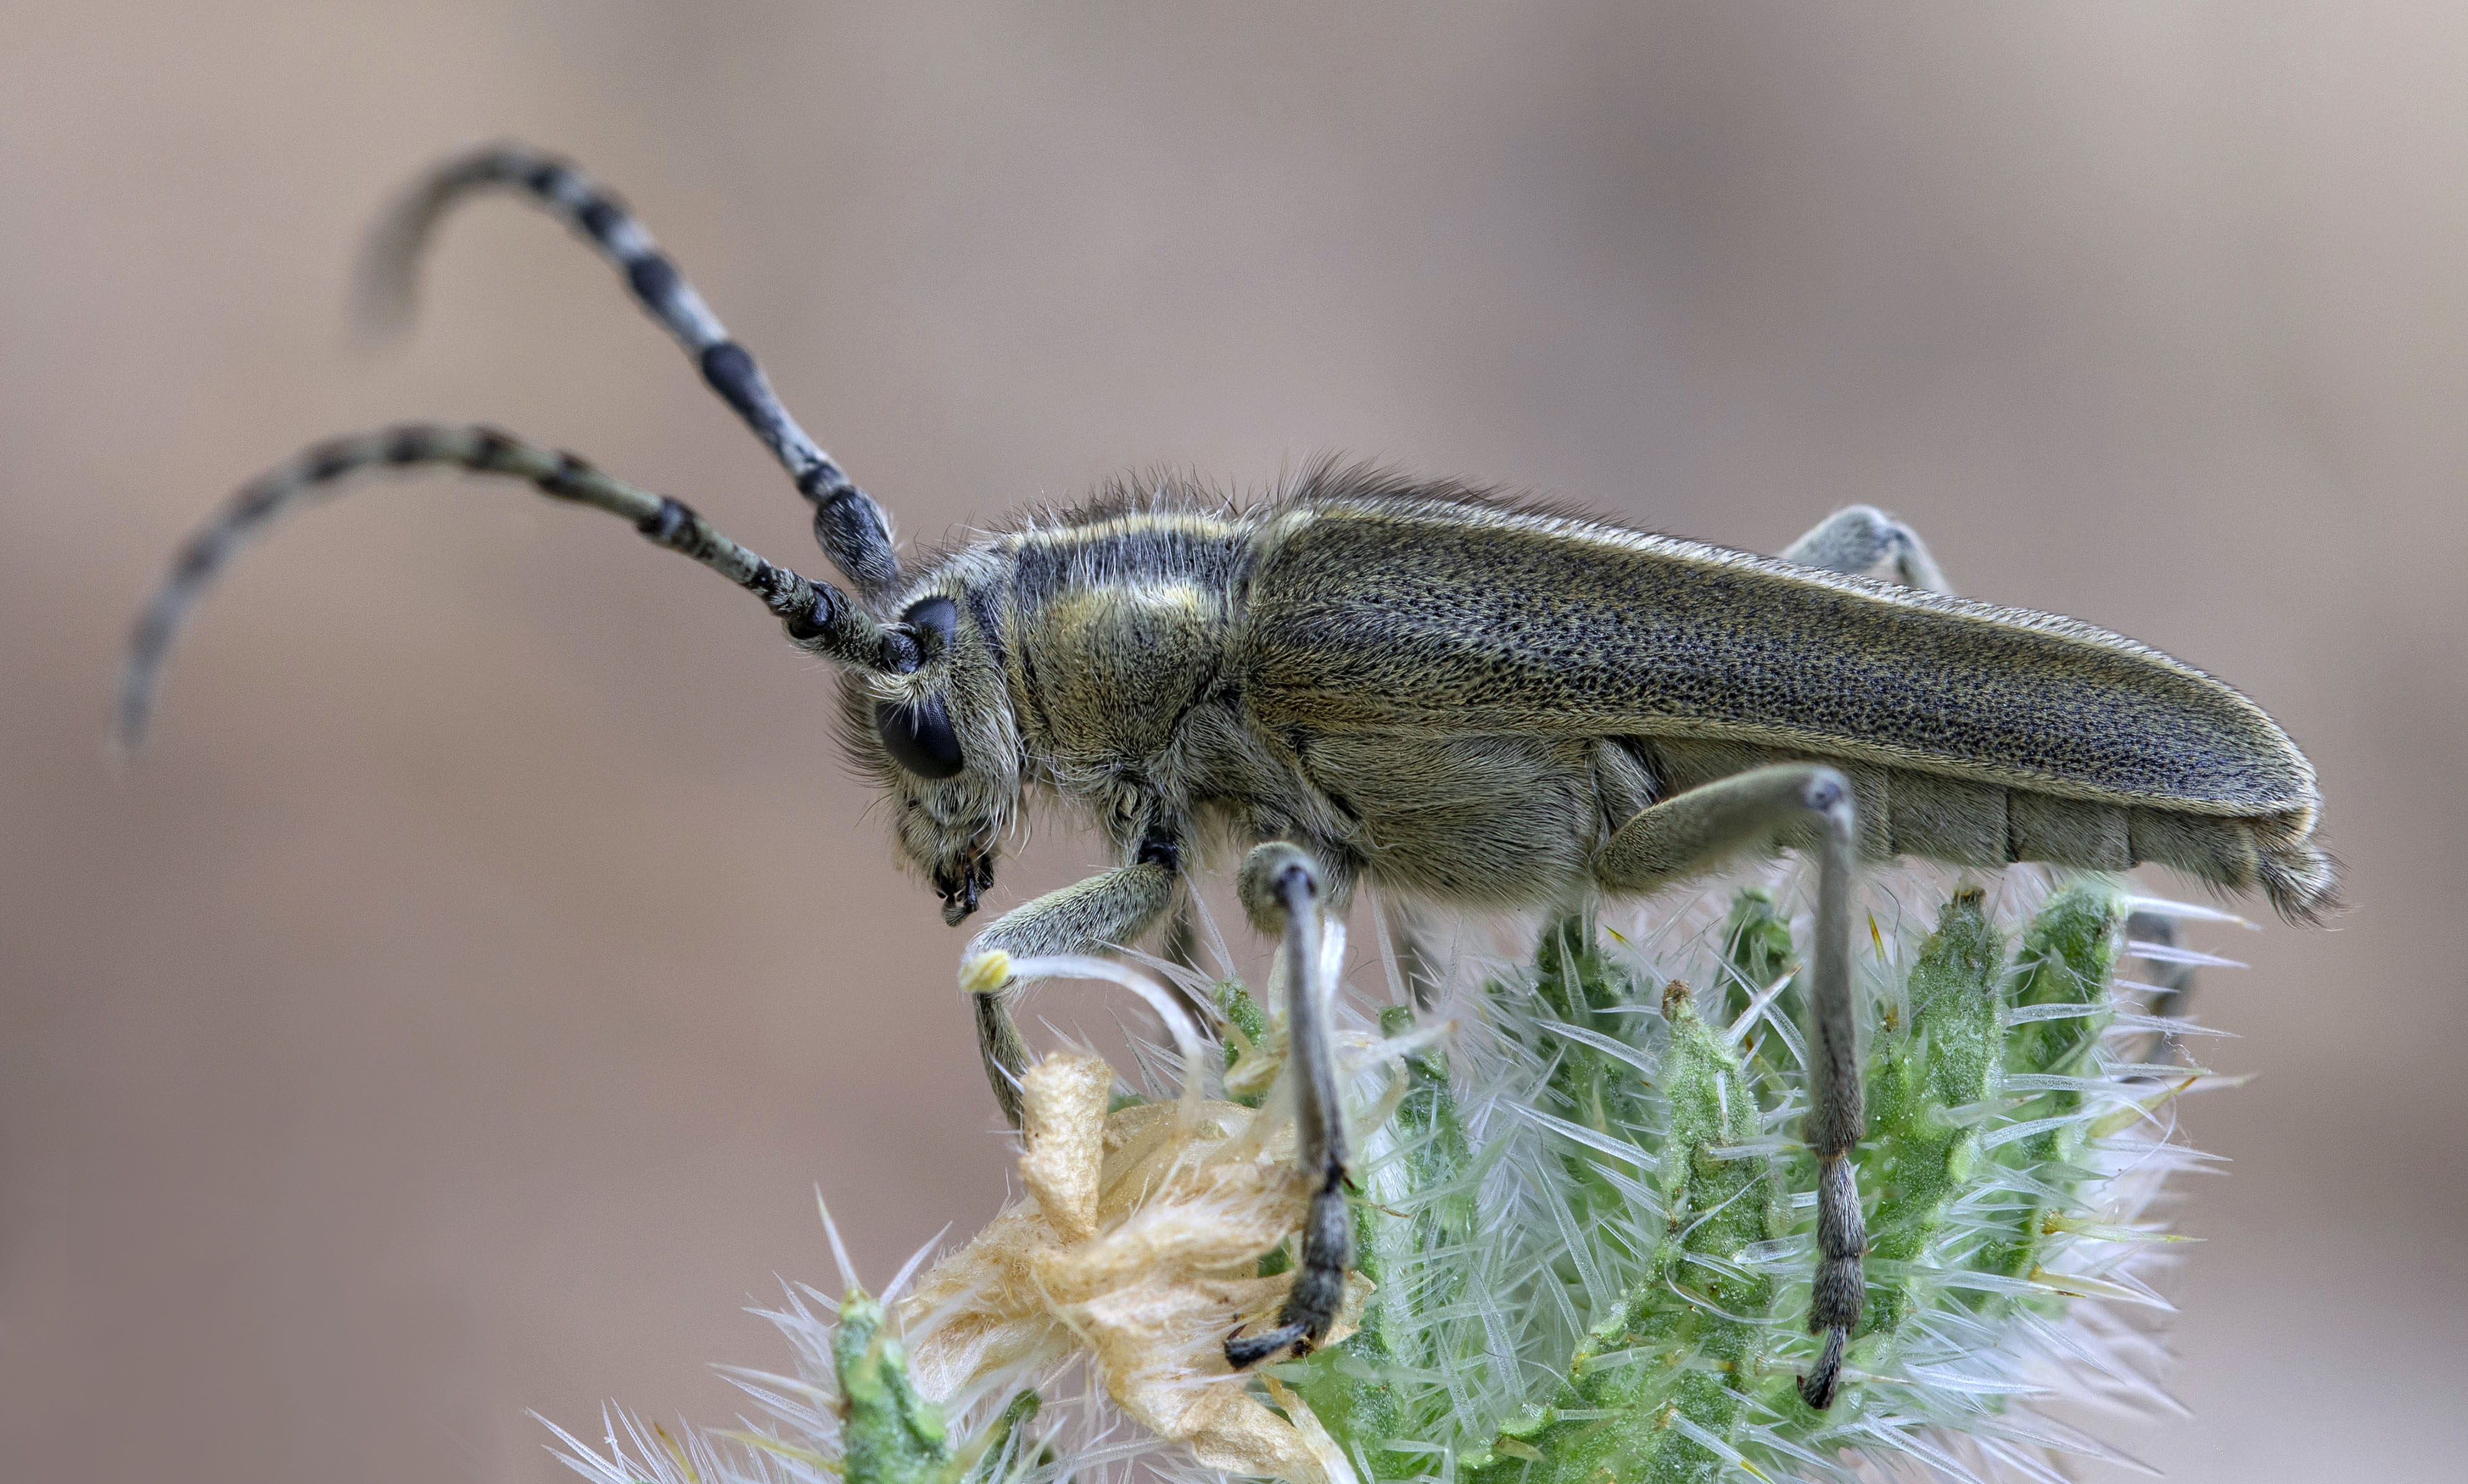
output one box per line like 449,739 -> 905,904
997,513 -> 1659,909
1011,583 -> 1226,760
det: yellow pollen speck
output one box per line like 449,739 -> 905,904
959,950 -> 1012,997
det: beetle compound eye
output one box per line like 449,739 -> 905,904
901,595 -> 958,657
875,694 -> 966,779
877,597 -> 966,775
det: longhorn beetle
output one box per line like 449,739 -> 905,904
118,145 -> 2334,1411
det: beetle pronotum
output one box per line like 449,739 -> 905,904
119,145 -> 2332,1412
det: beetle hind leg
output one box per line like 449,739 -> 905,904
1782,505 -> 1951,594
1595,765 -> 1865,1410
1224,843 -> 1353,1369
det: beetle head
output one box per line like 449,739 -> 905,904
840,589 -> 1022,924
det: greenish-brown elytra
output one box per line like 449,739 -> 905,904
119,145 -> 2331,1414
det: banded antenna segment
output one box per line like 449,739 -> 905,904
117,424 -> 918,751
357,143 -> 904,606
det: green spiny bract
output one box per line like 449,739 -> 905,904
1280,878 -> 2193,1484
831,1292 -> 950,1484
548,876 -> 2211,1484
805,1290 -> 1046,1484
549,1281 -> 1046,1484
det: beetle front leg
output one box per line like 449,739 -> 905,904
1782,505 -> 1950,593
959,859 -> 1179,1126
1595,764 -> 1865,1410
1224,843 -> 1351,1370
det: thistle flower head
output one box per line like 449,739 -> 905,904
900,1050 -> 1369,1484
549,866 -> 2237,1484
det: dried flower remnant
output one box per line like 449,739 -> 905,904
902,1051 -> 1368,1484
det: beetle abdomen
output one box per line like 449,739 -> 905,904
1649,738 -> 2332,920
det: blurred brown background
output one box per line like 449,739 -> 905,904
2,4 -> 2462,1480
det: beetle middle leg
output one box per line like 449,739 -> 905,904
1381,898 -> 1449,1009
960,858 -> 1180,1125
1223,842 -> 1352,1369
1161,903 -> 1206,977
1595,764 -> 1864,1410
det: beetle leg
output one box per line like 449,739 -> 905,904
1381,898 -> 1449,1009
1224,843 -> 1352,1369
959,859 -> 1180,1126
2124,910 -> 2200,1071
1162,903 -> 1204,976
1782,505 -> 1951,594
1595,765 -> 1865,1410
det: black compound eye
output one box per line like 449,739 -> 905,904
901,596 -> 958,657
875,694 -> 965,779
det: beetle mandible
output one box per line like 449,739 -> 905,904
118,145 -> 2333,1412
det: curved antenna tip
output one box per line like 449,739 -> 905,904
109,682 -> 160,762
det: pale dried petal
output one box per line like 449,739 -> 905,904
1267,1375 -> 1363,1484
1018,1052 -> 1111,1241
897,1202 -> 1063,1401
898,1052 -> 1363,1484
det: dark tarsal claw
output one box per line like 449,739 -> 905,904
1798,1325 -> 1848,1410
1223,1322 -> 1311,1370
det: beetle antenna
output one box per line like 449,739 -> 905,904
357,143 -> 904,607
117,424 -> 915,751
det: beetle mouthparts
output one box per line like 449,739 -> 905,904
935,861 -> 983,924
